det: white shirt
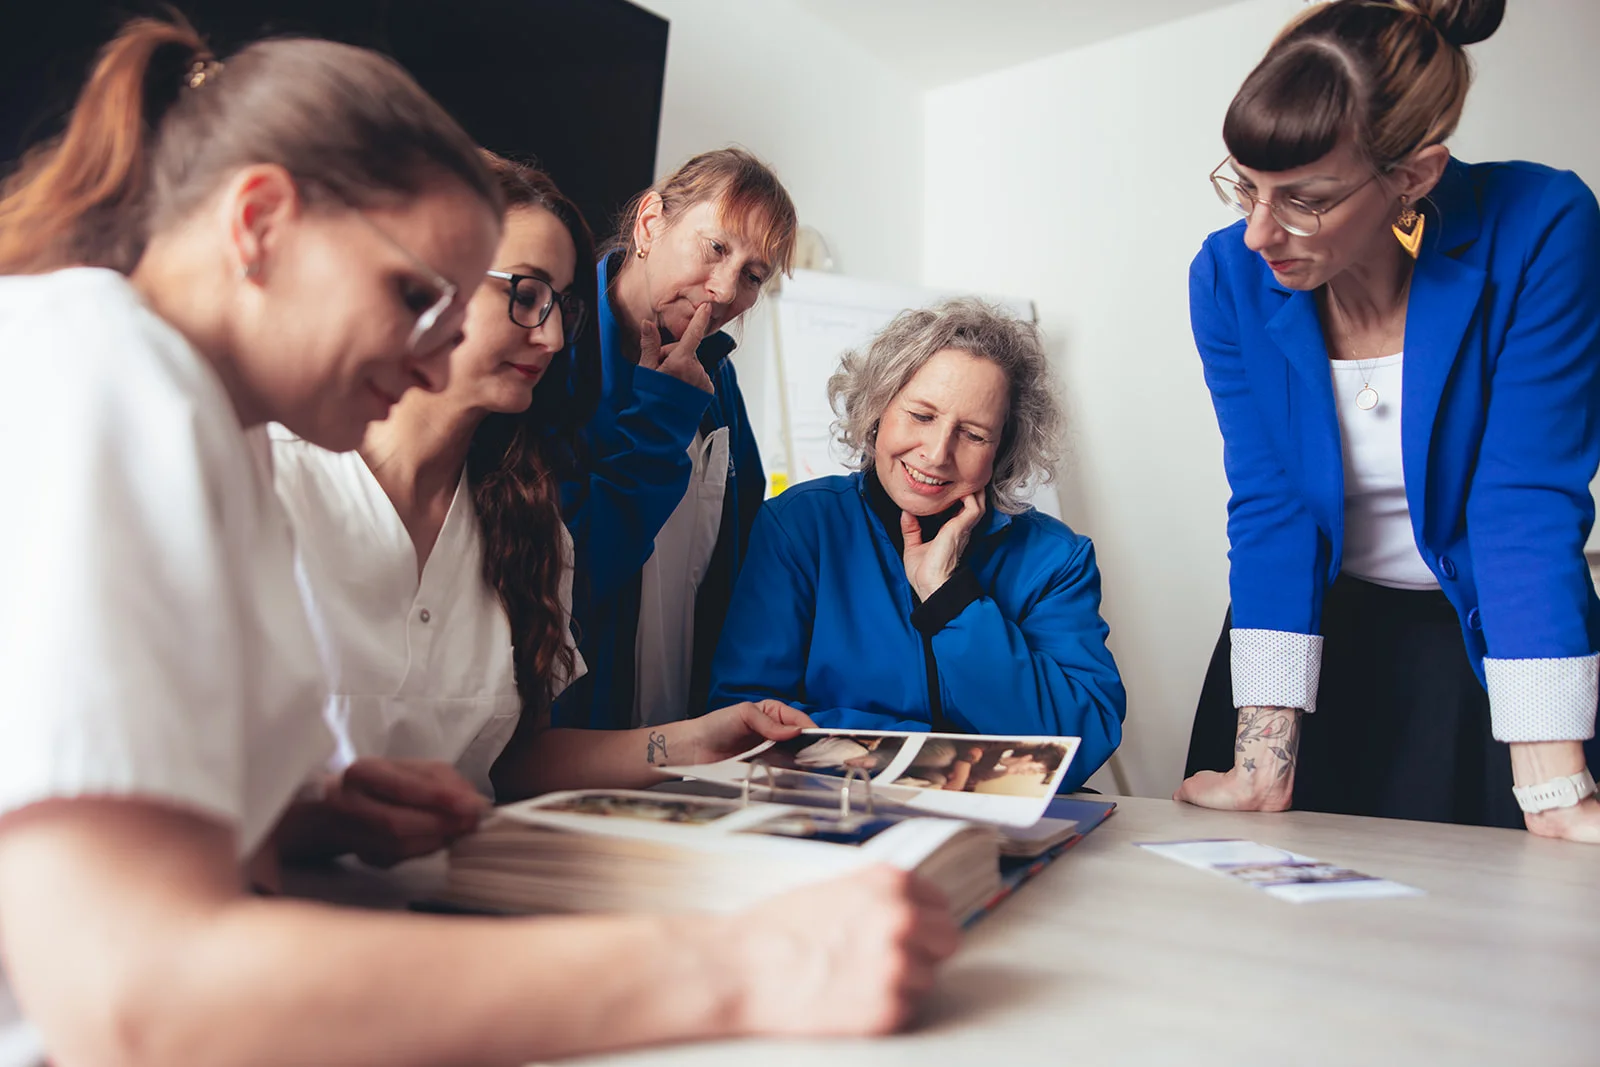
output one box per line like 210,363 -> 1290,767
271,434 -> 584,797
1331,353 -> 1438,590
634,428 -> 728,727
0,270 -> 331,1067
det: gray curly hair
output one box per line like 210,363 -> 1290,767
826,297 -> 1064,514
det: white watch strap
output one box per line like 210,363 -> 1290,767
1512,769 -> 1597,814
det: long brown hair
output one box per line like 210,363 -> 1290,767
468,152 -> 599,716
1222,0 -> 1505,173
0,13 -> 501,275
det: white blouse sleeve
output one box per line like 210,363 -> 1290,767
0,285 -> 251,832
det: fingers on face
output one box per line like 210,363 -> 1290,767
682,301 -> 713,348
899,510 -> 923,547
639,319 -> 662,368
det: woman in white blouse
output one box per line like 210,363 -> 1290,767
273,154 -> 814,863
0,18 -> 956,1067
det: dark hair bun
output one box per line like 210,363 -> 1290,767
1412,0 -> 1505,47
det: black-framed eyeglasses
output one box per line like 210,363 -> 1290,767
348,210 -> 459,354
486,270 -> 587,345
1208,155 -> 1380,238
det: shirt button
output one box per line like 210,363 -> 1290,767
1439,556 -> 1457,580
419,608 -> 432,624
1467,607 -> 1481,630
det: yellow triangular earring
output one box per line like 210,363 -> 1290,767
1393,198 -> 1424,259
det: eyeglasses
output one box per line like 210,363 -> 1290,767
486,270 -> 587,345
1208,156 -> 1380,238
348,210 -> 460,354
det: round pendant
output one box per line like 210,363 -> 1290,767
1356,386 -> 1379,411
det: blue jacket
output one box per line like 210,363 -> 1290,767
709,472 -> 1126,793
554,251 -> 765,728
1194,157 -> 1600,742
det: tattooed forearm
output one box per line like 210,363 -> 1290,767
646,731 -> 669,766
1235,706 -> 1301,781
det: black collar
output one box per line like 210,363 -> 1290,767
865,467 -> 962,555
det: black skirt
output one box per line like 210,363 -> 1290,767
1185,574 -> 1576,830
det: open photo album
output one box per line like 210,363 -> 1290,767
664,727 -> 1082,828
443,789 -> 1003,922
440,729 -> 1113,926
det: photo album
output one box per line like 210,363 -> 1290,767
441,729 -> 1115,925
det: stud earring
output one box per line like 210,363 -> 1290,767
636,247 -> 647,259
1393,196 -> 1424,259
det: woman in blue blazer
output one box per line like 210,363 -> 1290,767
710,299 -> 1126,793
1178,0 -> 1600,842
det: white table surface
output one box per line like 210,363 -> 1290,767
285,796 -> 1600,1066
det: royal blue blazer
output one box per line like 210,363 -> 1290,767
1192,157 -> 1600,742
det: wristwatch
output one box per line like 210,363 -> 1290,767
1512,768 -> 1597,814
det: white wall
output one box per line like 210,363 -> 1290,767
922,0 -> 1600,797
633,0 -> 925,467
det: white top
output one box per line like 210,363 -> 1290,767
1331,353 -> 1438,590
0,270 -> 331,1067
633,427 -> 729,726
271,433 -> 585,798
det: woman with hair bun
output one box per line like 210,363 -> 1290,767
1178,0 -> 1600,841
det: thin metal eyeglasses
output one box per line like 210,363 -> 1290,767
348,210 -> 460,354
485,270 -> 587,345
1209,155 -> 1380,237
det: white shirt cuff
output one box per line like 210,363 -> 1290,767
1483,654 -> 1599,742
1230,628 -> 1324,713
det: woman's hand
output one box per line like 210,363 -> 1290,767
900,493 -> 984,601
279,758 -> 488,868
639,302 -> 714,393
1174,706 -> 1300,812
674,700 -> 815,767
1512,740 -> 1600,843
715,866 -> 961,1036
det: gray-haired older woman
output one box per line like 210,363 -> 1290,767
708,299 -> 1126,791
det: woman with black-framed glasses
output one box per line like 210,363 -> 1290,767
486,267 -> 587,342
271,151 -> 821,841
1178,0 -> 1600,843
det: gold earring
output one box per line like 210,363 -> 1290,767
635,247 -> 647,259
1393,197 -> 1424,259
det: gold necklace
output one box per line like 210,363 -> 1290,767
1326,286 -> 1407,412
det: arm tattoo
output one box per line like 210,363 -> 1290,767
1236,707 -> 1301,781
646,731 -> 669,766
